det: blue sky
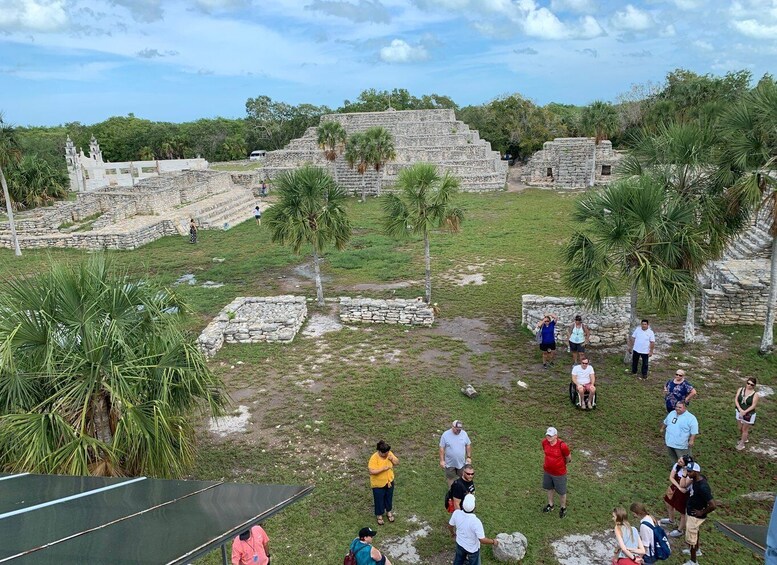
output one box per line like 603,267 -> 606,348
1,0 -> 775,126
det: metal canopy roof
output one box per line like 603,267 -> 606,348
0,473 -> 312,564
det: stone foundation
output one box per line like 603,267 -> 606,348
198,296 -> 307,357
521,294 -> 631,346
339,297 -> 434,326
701,260 -> 773,325
521,138 -> 623,189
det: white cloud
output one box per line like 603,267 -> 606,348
379,39 -> 429,63
672,0 -> 700,8
305,0 -> 391,24
550,0 -> 596,13
732,19 -> 777,39
659,24 -> 676,37
0,0 -> 68,32
692,40 -> 713,51
515,0 -> 603,39
610,4 -> 653,31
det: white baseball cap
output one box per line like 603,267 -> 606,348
462,494 -> 476,512
546,427 -> 558,437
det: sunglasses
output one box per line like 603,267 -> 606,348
747,382 -> 755,386
463,472 -> 475,477
675,373 -> 684,377
581,361 -> 589,364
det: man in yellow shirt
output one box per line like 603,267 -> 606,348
368,440 -> 399,526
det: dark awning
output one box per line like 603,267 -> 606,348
0,472 -> 312,564
715,521 -> 767,558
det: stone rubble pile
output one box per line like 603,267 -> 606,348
521,295 -> 631,347
198,296 -> 307,358
339,297 -> 434,326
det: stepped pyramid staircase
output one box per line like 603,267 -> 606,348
261,109 -> 507,193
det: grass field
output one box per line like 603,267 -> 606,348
1,189 -> 773,564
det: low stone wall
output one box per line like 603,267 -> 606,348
198,296 -> 307,358
521,294 -> 631,346
339,297 -> 434,326
701,259 -> 772,325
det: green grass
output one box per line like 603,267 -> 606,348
0,189 -> 773,564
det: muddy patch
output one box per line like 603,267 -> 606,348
430,317 -> 495,354
578,449 -> 610,478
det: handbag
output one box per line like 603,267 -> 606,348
535,327 -> 543,344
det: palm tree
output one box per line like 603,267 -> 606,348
264,165 -> 352,305
563,176 -> 704,361
344,132 -> 370,201
317,121 -> 347,184
0,255 -> 226,477
364,126 -> 396,196
0,113 -> 22,256
718,78 -> 777,353
580,100 -> 620,143
6,155 -> 69,210
383,163 -> 464,304
622,122 -> 748,342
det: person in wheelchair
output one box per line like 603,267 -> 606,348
571,357 -> 596,410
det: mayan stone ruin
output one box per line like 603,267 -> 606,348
261,108 -> 508,193
520,137 -> 623,189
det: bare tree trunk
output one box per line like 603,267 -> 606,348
424,231 -> 432,304
759,236 -> 777,354
360,174 -> 366,202
313,249 -> 324,306
684,294 -> 696,343
0,166 -> 21,256
376,167 -> 382,196
331,160 -> 339,185
624,281 -> 637,364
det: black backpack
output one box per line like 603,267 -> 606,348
640,520 -> 671,561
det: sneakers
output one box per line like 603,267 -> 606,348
736,442 -> 746,450
683,549 -> 703,556
659,518 -> 674,526
559,507 -> 567,518
683,561 -> 699,565
542,504 -> 554,513
669,529 -> 684,537
543,363 -> 548,369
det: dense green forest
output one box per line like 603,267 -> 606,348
2,68 -> 772,204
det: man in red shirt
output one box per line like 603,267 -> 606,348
541,426 -> 571,519
232,525 -> 270,565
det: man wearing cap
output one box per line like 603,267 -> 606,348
661,400 -> 699,465
542,426 -> 571,518
447,494 -> 499,565
231,524 -> 270,565
348,527 -> 393,565
684,463 -> 716,565
439,420 -> 472,487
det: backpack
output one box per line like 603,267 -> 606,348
444,486 -> 454,513
344,541 -> 370,565
640,520 -> 671,561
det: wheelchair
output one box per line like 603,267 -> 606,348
569,381 -> 597,409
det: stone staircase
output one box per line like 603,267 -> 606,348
261,109 -> 507,193
189,188 -> 258,230
721,208 -> 773,260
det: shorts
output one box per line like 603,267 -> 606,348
444,466 -> 462,481
685,514 -> 706,546
569,341 -> 585,352
540,342 -> 557,352
735,410 -> 756,425
542,472 -> 567,495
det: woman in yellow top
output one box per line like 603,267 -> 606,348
368,440 -> 399,525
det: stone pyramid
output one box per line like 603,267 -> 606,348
261,109 -> 507,193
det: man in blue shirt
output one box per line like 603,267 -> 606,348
661,401 -> 699,464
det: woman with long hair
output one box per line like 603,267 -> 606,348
612,506 -> 646,565
660,455 -> 695,538
630,502 -> 657,563
735,377 -> 760,450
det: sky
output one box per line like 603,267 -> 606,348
0,0 -> 776,127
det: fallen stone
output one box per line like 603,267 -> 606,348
740,491 -> 775,501
461,384 -> 478,398
493,532 -> 528,562
212,257 -> 226,263
201,280 -> 224,288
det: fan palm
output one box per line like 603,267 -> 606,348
0,255 -> 226,477
344,132 -> 370,201
563,176 -> 705,360
579,100 -> 620,144
317,121 -> 347,185
0,113 -> 22,256
264,165 -> 352,305
383,163 -> 464,304
718,78 -> 777,353
622,122 -> 747,342
364,126 -> 396,197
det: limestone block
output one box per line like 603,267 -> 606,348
493,532 -> 528,562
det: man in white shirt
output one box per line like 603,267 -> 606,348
571,357 -> 596,410
447,494 -> 498,564
628,319 -> 656,379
